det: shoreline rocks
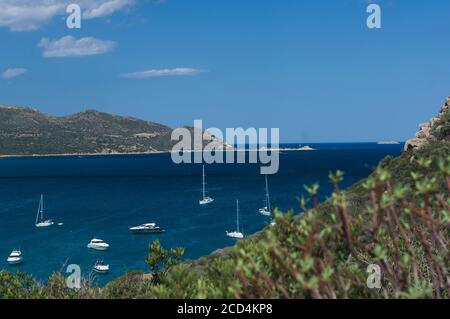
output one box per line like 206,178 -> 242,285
404,96 -> 449,152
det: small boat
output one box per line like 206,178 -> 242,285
129,223 -> 164,234
7,250 -> 23,265
258,176 -> 271,217
35,194 -> 54,227
226,200 -> 244,239
199,165 -> 214,205
87,238 -> 110,250
93,260 -> 109,274
226,230 -> 244,239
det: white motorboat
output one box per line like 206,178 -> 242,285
258,176 -> 271,216
226,199 -> 244,239
93,260 -> 110,274
199,165 -> 214,205
7,250 -> 23,265
129,223 -> 164,234
87,238 -> 110,250
35,194 -> 54,227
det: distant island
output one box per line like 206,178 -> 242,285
258,145 -> 316,151
0,106 -> 223,156
377,140 -> 400,145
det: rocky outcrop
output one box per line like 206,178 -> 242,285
404,97 -> 449,152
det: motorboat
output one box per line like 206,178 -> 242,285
129,223 -> 164,234
93,260 -> 109,274
87,238 -> 110,250
7,250 -> 23,265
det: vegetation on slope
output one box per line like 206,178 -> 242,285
0,106 -> 178,155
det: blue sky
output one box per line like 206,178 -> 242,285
1,0 -> 450,142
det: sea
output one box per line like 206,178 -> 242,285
0,143 -> 403,285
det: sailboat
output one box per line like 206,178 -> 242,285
259,176 -> 271,216
226,199 -> 244,239
199,165 -> 214,205
35,194 -> 54,227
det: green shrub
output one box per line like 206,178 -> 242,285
146,240 -> 185,284
0,270 -> 42,299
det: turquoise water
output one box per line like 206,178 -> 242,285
0,143 -> 402,285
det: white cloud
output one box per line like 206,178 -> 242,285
38,36 -> 117,58
0,0 -> 136,32
121,68 -> 207,79
83,0 -> 135,19
0,1 -> 65,32
1,68 -> 28,79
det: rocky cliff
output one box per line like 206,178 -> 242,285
404,97 -> 450,151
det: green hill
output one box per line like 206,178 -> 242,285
0,106 -> 180,155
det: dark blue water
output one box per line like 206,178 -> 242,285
0,143 -> 402,285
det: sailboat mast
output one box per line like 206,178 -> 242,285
40,194 -> 44,220
236,199 -> 240,232
35,194 -> 42,224
35,201 -> 39,225
265,176 -> 271,212
202,165 -> 206,199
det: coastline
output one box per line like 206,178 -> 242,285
0,147 -> 318,159
0,152 -> 167,159
0,143 -> 406,159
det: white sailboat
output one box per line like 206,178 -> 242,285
226,199 -> 244,239
199,165 -> 214,205
259,176 -> 271,216
35,194 -> 54,228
